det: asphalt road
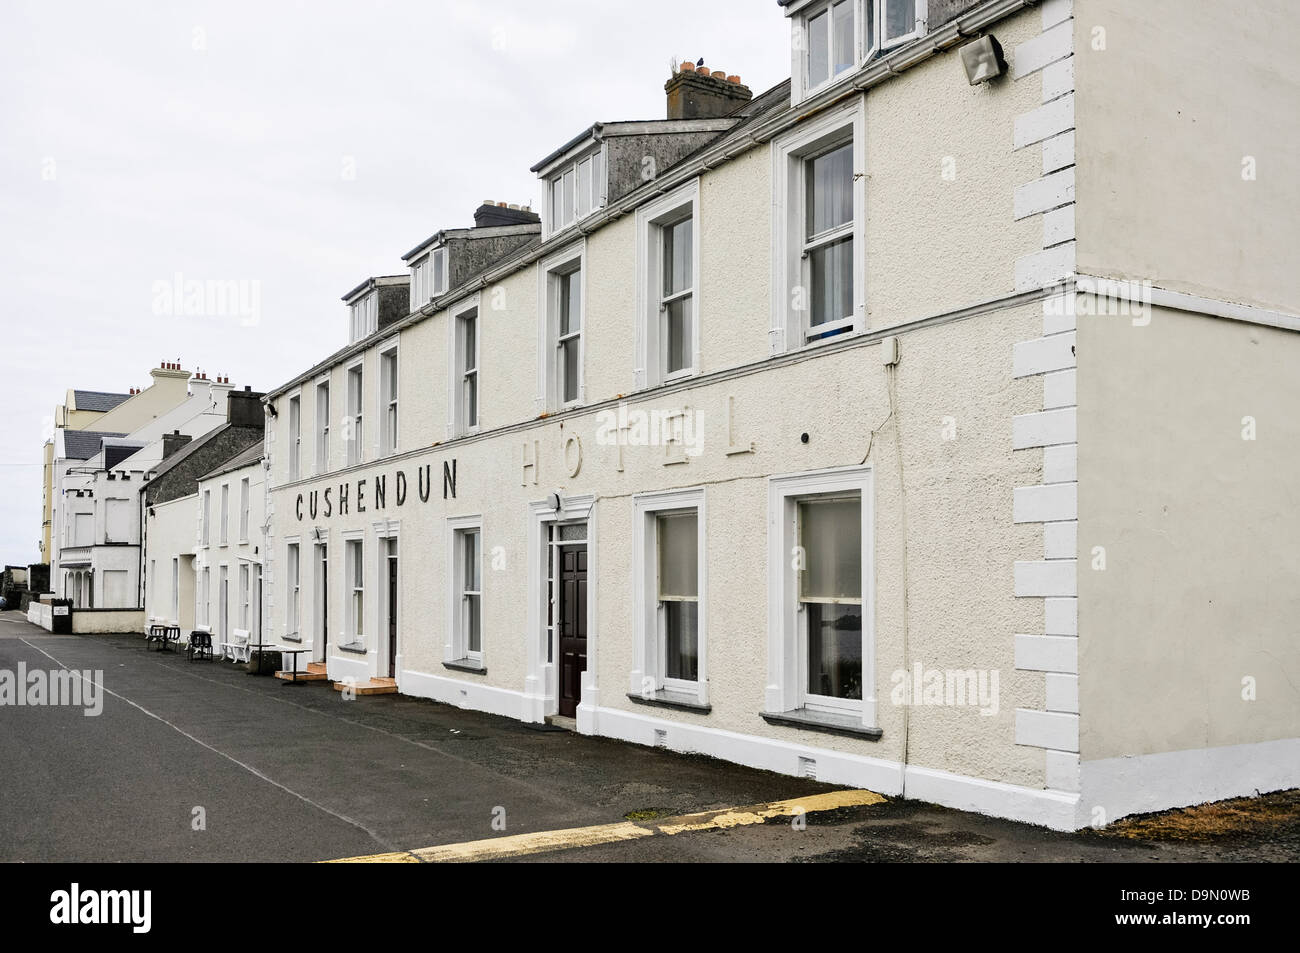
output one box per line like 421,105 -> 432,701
2,611 -> 1295,863
0,612 -> 834,862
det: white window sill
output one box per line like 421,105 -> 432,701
627,687 -> 710,714
760,707 -> 881,740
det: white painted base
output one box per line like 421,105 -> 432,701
28,603 -> 53,631
593,705 -> 1082,831
401,668 -> 538,723
1080,737 -> 1300,825
328,653 -> 370,684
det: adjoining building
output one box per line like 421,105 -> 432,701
40,366 -> 196,562
47,365 -> 239,616
249,0 -> 1294,830
141,388 -> 266,646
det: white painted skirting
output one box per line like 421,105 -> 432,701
1080,737 -> 1300,825
593,705 -> 1082,831
328,653 -> 370,684
401,668 -> 536,723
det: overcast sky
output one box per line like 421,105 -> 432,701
0,0 -> 788,567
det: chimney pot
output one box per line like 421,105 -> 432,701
728,74 -> 741,84
665,65 -> 753,120
679,61 -> 696,72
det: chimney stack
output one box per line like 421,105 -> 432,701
227,387 -> 265,430
665,61 -> 752,119
473,201 -> 541,228
161,429 -> 192,460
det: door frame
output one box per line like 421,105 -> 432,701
372,520 -> 400,679
525,495 -> 597,725
555,537 -> 588,718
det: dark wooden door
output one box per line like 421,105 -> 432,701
387,554 -> 398,677
321,548 -> 328,657
558,546 -> 587,717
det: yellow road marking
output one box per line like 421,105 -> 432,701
325,788 -> 884,863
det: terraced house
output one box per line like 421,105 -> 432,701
259,0 -> 1300,829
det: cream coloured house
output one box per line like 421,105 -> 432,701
257,0 -> 1299,829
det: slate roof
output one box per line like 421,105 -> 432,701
197,442 -> 264,482
62,430 -> 126,460
146,424 -> 234,481
72,390 -> 131,413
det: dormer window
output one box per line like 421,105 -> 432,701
410,246 -> 447,311
791,0 -> 926,102
805,0 -> 856,93
349,291 -> 377,343
547,148 -> 604,235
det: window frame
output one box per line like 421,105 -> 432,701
409,245 -> 447,311
238,562 -> 250,631
287,392 -> 302,481
379,340 -> 399,457
217,564 -> 229,643
238,476 -> 250,544
537,243 -> 586,412
348,290 -> 377,343
770,98 -> 867,355
631,487 -> 708,707
789,1 -> 927,103
218,483 -> 229,545
545,147 -> 606,237
170,557 -> 179,623
766,465 -> 875,727
343,535 -> 365,646
286,541 -> 301,639
867,0 -> 926,59
346,361 -> 364,466
448,294 -> 482,437
201,489 -> 211,547
200,565 -> 210,628
446,515 -> 484,668
314,376 -> 330,475
798,0 -> 859,99
635,180 -> 701,389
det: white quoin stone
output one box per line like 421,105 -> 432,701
1014,559 -> 1078,597
1016,709 -> 1079,752
1014,482 -> 1077,523
1013,407 -> 1076,449
1014,331 -> 1076,378
1013,20 -> 1073,80
1013,93 -> 1075,150
1015,634 -> 1079,673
